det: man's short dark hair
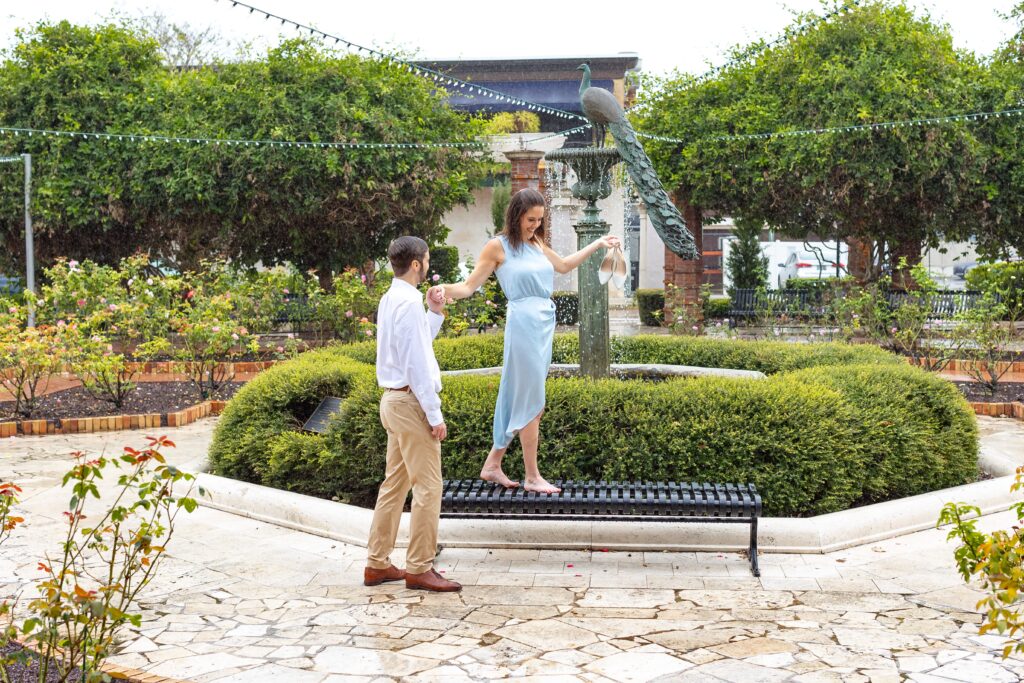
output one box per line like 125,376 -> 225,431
388,236 -> 429,276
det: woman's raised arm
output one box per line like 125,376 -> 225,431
437,238 -> 504,301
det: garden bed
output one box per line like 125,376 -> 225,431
1,642 -> 82,683
0,382 -> 243,421
954,381 -> 1024,403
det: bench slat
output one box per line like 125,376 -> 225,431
439,479 -> 762,576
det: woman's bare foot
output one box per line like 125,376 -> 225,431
524,477 -> 561,494
480,465 -> 519,488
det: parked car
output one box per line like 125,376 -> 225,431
777,250 -> 846,288
952,261 -> 977,280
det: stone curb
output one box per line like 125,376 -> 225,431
189,438 -> 1020,555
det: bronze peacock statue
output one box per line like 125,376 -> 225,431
576,63 -> 699,260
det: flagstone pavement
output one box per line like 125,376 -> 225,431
2,417 -> 1024,682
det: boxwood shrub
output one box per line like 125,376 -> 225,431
208,336 -> 978,517
635,289 -> 665,326
208,346 -> 374,483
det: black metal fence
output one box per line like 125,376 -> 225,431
728,288 -> 997,322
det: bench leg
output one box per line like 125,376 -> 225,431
749,518 -> 760,577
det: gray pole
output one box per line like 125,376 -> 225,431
23,153 -> 34,327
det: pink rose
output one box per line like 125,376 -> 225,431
7,307 -> 16,314
365,329 -> 374,337
77,299 -> 86,307
361,275 -> 367,283
108,304 -> 117,311
276,345 -> 285,353
432,274 -> 440,282
212,326 -> 221,333
231,333 -> 239,341
283,288 -> 290,294
345,310 -> 354,318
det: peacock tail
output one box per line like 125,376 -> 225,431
607,120 -> 700,260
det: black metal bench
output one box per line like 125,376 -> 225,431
728,289 -> 821,325
440,480 -> 763,576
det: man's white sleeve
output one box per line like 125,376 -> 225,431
394,302 -> 443,426
427,310 -> 444,339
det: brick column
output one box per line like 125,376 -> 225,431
663,199 -> 704,325
505,150 -> 545,194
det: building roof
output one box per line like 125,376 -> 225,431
412,54 -> 640,82
412,55 -> 640,116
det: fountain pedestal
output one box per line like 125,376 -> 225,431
545,147 -> 622,379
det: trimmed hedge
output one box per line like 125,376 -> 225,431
636,289 -> 665,326
790,363 -> 978,504
208,346 -> 374,484
609,335 -> 902,375
209,336 -> 978,517
704,297 -> 731,319
336,334 -> 901,375
428,245 -> 461,284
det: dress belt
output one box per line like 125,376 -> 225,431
508,295 -> 554,302
387,386 -> 411,392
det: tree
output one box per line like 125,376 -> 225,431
0,21 -> 165,273
636,1 -> 996,280
483,111 -> 541,135
963,2 -> 1024,260
725,217 -> 768,295
490,180 -> 511,236
135,39 -> 483,284
136,12 -> 224,69
0,22 -> 484,286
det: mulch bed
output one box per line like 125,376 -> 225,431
1,642 -> 83,683
954,381 -> 1024,403
1,382 -> 243,421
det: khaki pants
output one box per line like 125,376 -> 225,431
366,390 -> 442,575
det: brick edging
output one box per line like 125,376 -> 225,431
971,401 -> 1024,419
915,357 -> 1024,374
0,401 -> 227,437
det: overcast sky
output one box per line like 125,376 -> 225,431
1,1 -> 1019,77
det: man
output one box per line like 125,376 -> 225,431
364,236 -> 461,592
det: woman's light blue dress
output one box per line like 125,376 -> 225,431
492,235 -> 556,450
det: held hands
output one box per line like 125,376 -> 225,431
426,285 -> 447,314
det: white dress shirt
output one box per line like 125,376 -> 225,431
376,278 -> 445,426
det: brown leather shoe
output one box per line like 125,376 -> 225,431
405,568 -> 462,592
363,565 -> 406,586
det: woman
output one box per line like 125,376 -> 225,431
430,188 -> 619,494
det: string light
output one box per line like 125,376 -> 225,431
215,0 -> 587,122
634,106 -> 1024,145
0,125 -> 488,151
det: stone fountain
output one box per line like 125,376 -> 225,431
544,147 -> 622,378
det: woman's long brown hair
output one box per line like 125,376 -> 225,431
503,188 -> 548,252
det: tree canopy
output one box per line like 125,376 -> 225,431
636,0 -> 1024,276
0,21 -> 484,282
